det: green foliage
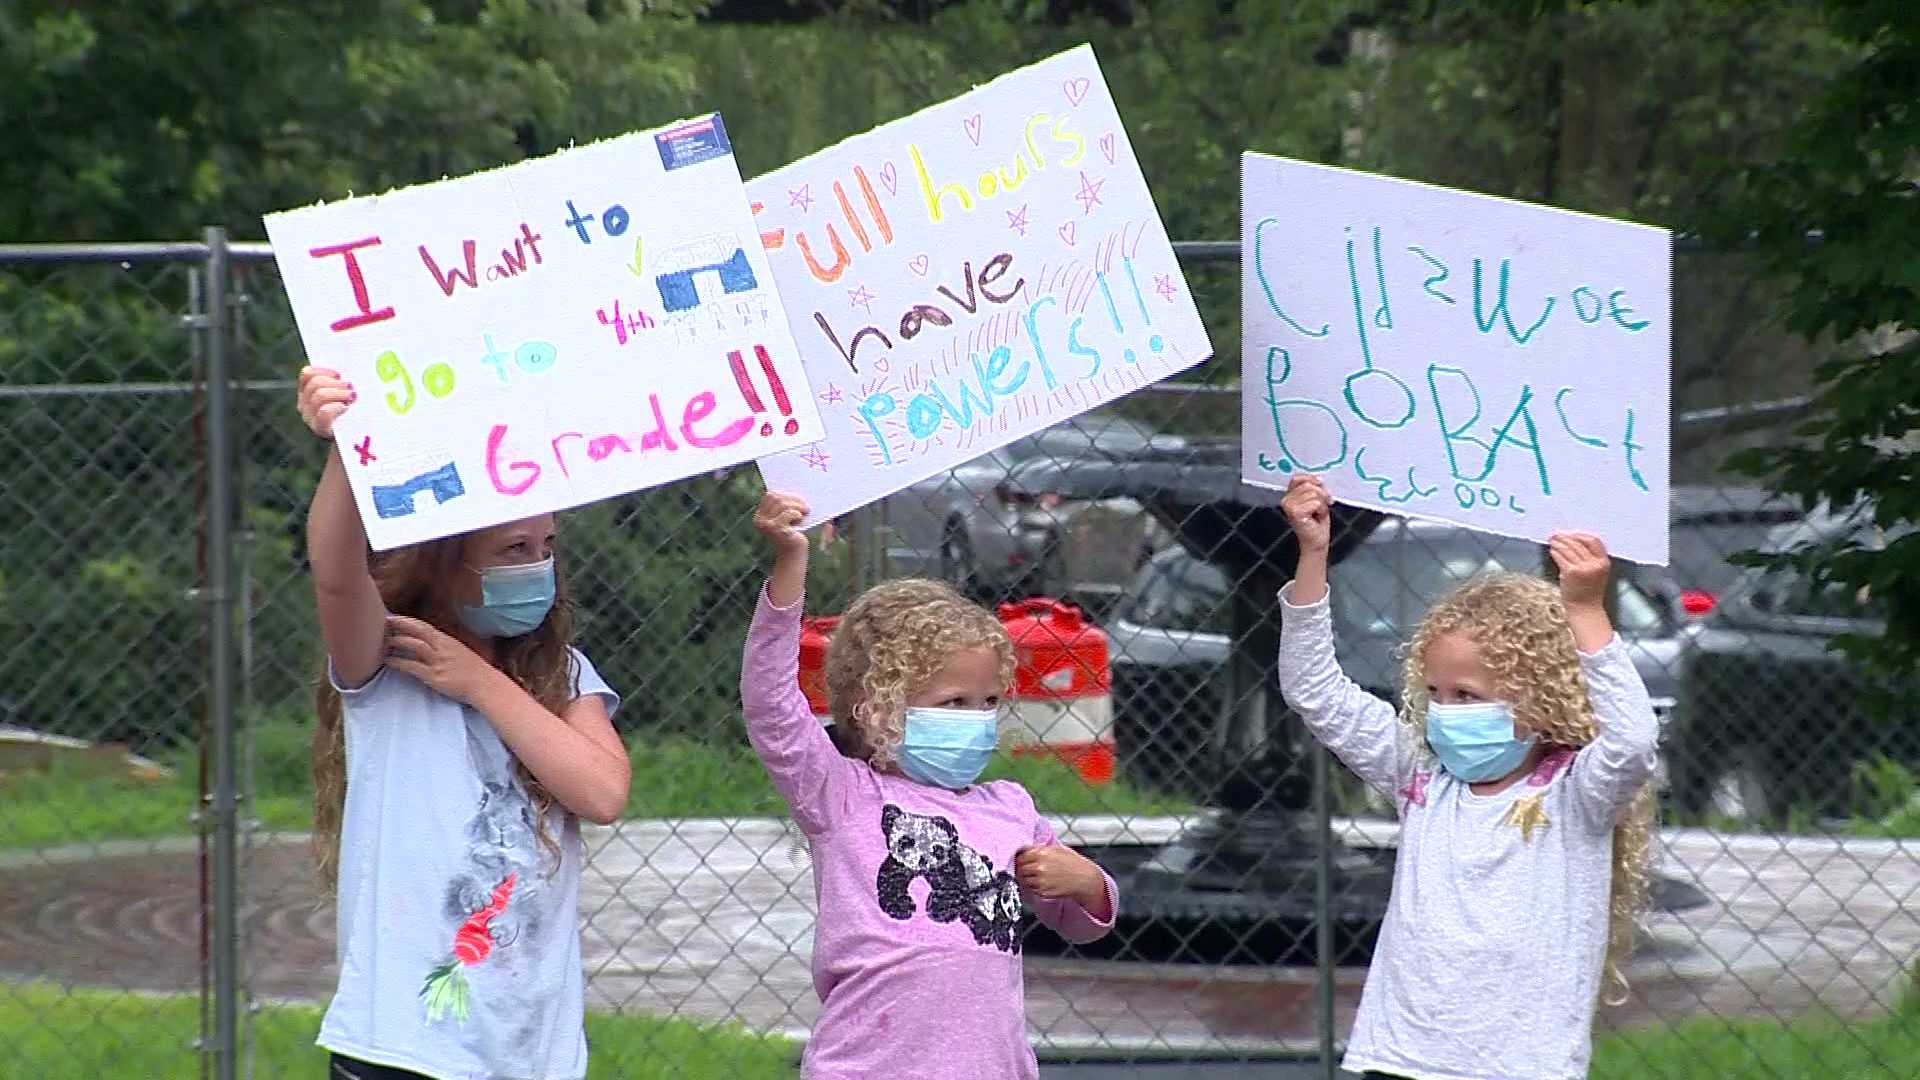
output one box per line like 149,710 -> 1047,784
1715,4 -> 1920,696
0,984 -> 801,1079
0,713 -> 1191,851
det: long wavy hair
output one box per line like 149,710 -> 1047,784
822,578 -> 1014,770
1397,572 -> 1656,1005
311,534 -> 577,890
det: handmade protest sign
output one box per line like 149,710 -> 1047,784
1240,153 -> 1671,565
266,115 -> 819,550
751,45 -> 1212,525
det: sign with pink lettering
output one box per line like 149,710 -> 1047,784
750,46 -> 1212,525
264,115 -> 819,550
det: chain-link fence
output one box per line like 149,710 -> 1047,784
0,236 -> 1911,1079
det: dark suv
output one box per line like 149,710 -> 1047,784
1111,519 -> 1683,800
1664,504 -> 1908,823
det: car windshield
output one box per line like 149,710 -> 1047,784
1332,526 -> 1666,636
1728,508 -> 1897,623
1670,513 -> 1803,596
1121,554 -> 1232,634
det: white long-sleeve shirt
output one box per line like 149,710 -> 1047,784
1277,583 -> 1659,1080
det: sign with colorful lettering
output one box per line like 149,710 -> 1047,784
751,46 -> 1212,524
265,115 -> 819,550
1240,153 -> 1671,565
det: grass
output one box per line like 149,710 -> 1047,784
2,983 -> 1917,1080
0,983 -> 799,1080
0,722 -> 1192,852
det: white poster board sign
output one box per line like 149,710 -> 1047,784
1240,153 -> 1671,565
752,45 -> 1212,524
266,115 -> 819,550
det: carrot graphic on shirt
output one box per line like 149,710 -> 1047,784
421,872 -> 518,1024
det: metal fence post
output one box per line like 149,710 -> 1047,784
203,226 -> 242,1080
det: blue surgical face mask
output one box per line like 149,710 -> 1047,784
458,556 -> 556,639
1425,701 -> 1536,783
896,706 -> 1000,789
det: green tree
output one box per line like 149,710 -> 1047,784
1714,2 -> 1919,686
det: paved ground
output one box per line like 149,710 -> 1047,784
0,816 -> 1914,1061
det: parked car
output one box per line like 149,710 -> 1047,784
877,412 -> 1181,601
1631,484 -> 1804,621
1109,519 -> 1683,800
1664,502 -> 1910,822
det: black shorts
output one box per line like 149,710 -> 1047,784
328,1055 -> 432,1080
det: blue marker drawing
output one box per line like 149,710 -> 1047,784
1554,387 -> 1608,448
1022,296 -> 1062,391
1608,290 -> 1650,332
1354,448 -> 1437,504
1571,286 -> 1604,324
1427,365 -> 1552,495
1408,246 -> 1455,305
1343,227 -> 1415,429
1370,227 -> 1393,330
654,240 -> 757,313
1623,407 -> 1650,491
1471,258 -> 1556,345
1263,346 -> 1348,472
1252,218 -> 1331,340
371,461 -> 465,519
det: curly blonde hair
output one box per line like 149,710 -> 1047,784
823,579 -> 1014,769
311,535 -> 576,891
1398,572 -> 1656,1006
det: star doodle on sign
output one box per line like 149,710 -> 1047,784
1006,204 -> 1030,237
1074,172 -> 1105,214
848,284 -> 876,314
1500,792 -> 1551,844
1399,768 -> 1431,812
789,185 -> 814,213
801,446 -> 832,472
819,383 -> 845,405
1154,273 -> 1178,302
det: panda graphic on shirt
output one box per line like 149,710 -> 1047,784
875,804 -> 1024,953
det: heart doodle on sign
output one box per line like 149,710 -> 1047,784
1057,221 -> 1077,246
909,255 -> 930,276
1063,77 -> 1091,107
874,356 -> 891,374
1099,133 -> 1116,164
878,161 -> 899,196
963,114 -> 983,146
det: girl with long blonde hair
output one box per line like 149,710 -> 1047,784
1277,475 -> 1658,1080
298,367 -> 630,1080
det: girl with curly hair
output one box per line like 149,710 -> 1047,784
1277,475 -> 1659,1080
298,368 -> 630,1080
744,491 -> 1118,1079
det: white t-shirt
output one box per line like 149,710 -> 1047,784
1277,585 -> 1659,1080
318,648 -> 619,1080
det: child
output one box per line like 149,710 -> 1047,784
298,367 -> 632,1080
1277,475 -> 1658,1080
745,491 -> 1119,1079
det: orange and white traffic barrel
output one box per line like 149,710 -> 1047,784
797,615 -> 839,719
997,598 -> 1115,785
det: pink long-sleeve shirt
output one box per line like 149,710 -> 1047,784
742,587 -> 1118,1079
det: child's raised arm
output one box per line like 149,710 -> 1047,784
1553,533 -> 1661,826
743,493 -> 858,835
1276,476 -> 1413,800
298,367 -> 385,688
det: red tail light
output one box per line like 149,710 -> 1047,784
1680,589 -> 1717,617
